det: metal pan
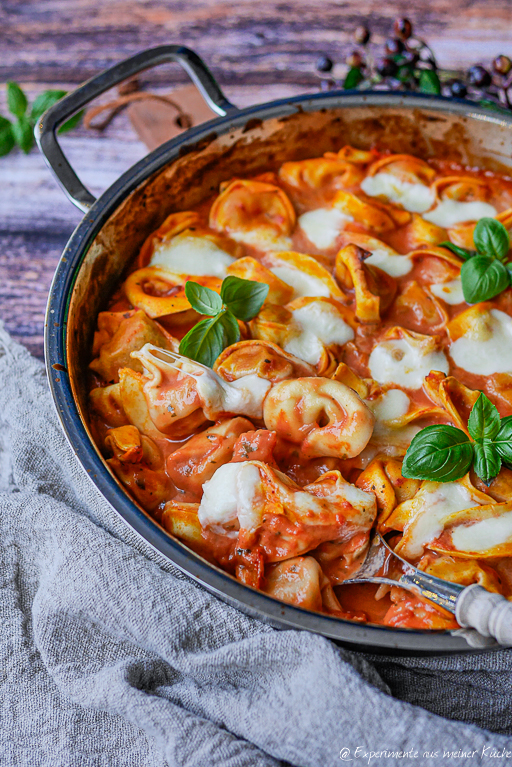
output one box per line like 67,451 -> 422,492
36,45 -> 512,653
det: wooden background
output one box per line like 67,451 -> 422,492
2,0 -> 512,358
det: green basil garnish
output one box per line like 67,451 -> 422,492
452,217 -> 512,303
402,424 -> 473,482
185,281 -> 223,316
179,276 -> 268,367
460,255 -> 510,303
467,392 -> 501,441
403,393 -> 512,485
220,275 -> 270,322
473,217 -> 510,261
439,241 -> 473,260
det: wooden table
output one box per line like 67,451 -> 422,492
2,0 -> 512,359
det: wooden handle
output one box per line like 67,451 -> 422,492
456,584 -> 512,645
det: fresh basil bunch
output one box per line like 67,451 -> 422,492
402,392 -> 512,484
441,217 -> 511,303
179,276 -> 269,367
1,82 -> 82,157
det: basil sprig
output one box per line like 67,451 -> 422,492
1,82 -> 82,157
441,218 -> 511,303
179,276 -> 268,367
402,392 -> 512,484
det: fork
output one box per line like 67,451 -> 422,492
344,533 -> 512,646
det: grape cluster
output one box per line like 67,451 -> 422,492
315,17 -> 512,112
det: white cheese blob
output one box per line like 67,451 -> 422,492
369,389 -> 410,423
194,372 -> 271,420
284,302 -> 354,365
451,511 -> 512,553
402,482 -> 478,558
198,462 -> 264,530
150,234 -> 235,278
430,277 -> 464,306
198,462 -> 243,528
369,338 -> 449,389
360,172 -> 435,213
298,208 -> 352,249
230,228 -> 292,252
364,248 -> 413,277
423,199 -> 497,228
269,264 -> 332,299
449,309 -> 512,376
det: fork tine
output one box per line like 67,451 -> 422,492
145,344 -> 212,374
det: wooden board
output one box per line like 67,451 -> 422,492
2,0 -> 512,359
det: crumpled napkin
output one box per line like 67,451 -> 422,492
1,325 -> 512,767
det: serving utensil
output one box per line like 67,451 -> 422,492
345,533 -> 512,645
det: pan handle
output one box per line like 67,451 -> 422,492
35,45 -> 238,212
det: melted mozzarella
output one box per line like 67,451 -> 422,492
270,264 -> 332,299
230,229 -> 292,252
369,338 -> 449,389
423,199 -> 497,228
364,249 -> 413,277
195,372 -> 271,420
430,277 -> 464,306
451,511 -> 512,553
198,462 -> 243,527
369,389 -> 410,423
298,208 -> 352,249
150,234 -> 235,277
450,309 -> 512,376
403,482 -> 478,558
198,462 -> 264,530
360,172 -> 435,213
284,302 -> 354,365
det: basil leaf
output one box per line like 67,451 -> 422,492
220,309 -> 242,347
185,281 -> 223,316
402,424 -> 474,482
439,241 -> 473,261
30,89 -> 67,122
494,416 -> 512,464
220,275 -> 269,321
473,217 -> 510,261
0,122 -> 14,157
7,82 -> 27,118
468,392 -> 501,442
11,116 -> 33,154
473,441 -> 502,484
460,255 -> 510,303
179,310 -> 240,367
419,69 -> 441,95
343,67 -> 364,90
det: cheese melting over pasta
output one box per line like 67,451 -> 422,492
449,309 -> 512,375
360,172 -> 435,213
401,482 -> 479,558
364,249 -> 413,277
284,302 -> 354,365
198,462 -> 256,529
298,208 -> 352,249
423,199 -> 497,228
369,338 -> 449,389
269,263 -> 332,299
149,234 -> 236,277
369,389 -> 410,423
429,277 -> 464,305
230,229 -> 292,252
451,511 -> 512,552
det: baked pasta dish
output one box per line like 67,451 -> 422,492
88,146 -> 512,630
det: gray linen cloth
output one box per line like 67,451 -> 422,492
2,324 -> 512,767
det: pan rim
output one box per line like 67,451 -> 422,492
45,90 -> 512,654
